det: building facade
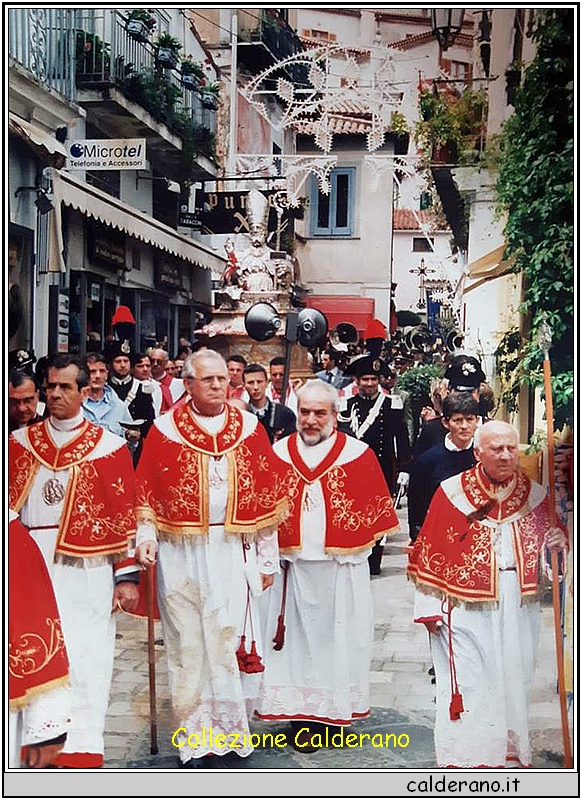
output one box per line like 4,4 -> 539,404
8,7 -> 225,361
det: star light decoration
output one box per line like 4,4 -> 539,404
240,43 -> 403,155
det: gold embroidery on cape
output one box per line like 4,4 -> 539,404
414,522 -> 497,599
9,448 -> 39,511
56,462 -> 133,557
9,617 -> 66,679
136,446 -> 205,534
276,467 -> 303,550
325,466 -> 395,532
26,420 -> 103,471
462,465 -> 530,521
173,403 -> 244,455
512,506 -> 545,595
226,439 -> 280,531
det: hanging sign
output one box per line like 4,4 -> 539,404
67,139 -> 146,170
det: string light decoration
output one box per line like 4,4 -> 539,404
240,43 -> 403,154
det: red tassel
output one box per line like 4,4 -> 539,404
272,614 -> 286,651
236,635 -> 248,671
449,690 -> 464,720
241,640 -> 265,674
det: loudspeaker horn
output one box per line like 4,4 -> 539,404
297,307 -> 328,348
405,324 -> 435,353
445,328 -> 465,353
244,302 -> 282,342
330,321 -> 358,351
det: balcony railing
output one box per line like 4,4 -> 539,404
240,12 -> 308,85
8,7 -> 76,101
9,8 -> 216,158
75,12 -> 216,157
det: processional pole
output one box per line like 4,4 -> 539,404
537,317 -> 572,769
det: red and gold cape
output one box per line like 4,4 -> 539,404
273,431 -> 399,555
9,517 -> 70,710
135,403 -> 285,538
407,463 -> 554,605
9,419 -> 136,563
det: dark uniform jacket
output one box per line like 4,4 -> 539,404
249,397 -> 296,444
407,441 -> 476,541
108,377 -> 156,465
338,393 -> 412,494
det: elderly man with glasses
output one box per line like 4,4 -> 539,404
135,350 -> 285,769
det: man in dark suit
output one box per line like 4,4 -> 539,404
338,355 -> 411,574
243,363 -> 296,444
314,350 -> 351,390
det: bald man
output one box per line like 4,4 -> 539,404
408,421 -> 567,769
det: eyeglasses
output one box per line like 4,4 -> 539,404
185,375 -> 228,386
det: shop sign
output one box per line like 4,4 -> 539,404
90,283 -> 101,302
200,190 -> 278,234
87,222 -> 126,270
67,139 -> 146,170
154,255 -> 182,291
57,293 -> 69,352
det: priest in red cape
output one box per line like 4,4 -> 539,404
255,380 -> 399,750
9,511 -> 70,768
407,421 -> 567,769
135,350 -> 285,768
9,354 -> 139,768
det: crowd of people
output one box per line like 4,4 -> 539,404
8,314 -> 567,771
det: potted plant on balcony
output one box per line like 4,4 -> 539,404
125,9 -> 156,44
200,82 -> 219,108
180,57 -> 204,89
153,33 -> 182,70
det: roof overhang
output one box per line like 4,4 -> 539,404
463,244 -> 516,293
50,171 -> 226,273
9,112 -> 68,167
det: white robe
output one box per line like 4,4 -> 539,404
414,517 -> 541,768
12,413 -> 132,761
136,407 -> 279,762
256,433 -> 374,726
8,511 -> 71,768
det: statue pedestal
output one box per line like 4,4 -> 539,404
197,290 -> 312,378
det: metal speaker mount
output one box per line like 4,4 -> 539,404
296,307 -> 328,348
244,302 -> 282,342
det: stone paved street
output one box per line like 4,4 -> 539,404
104,502 -> 571,770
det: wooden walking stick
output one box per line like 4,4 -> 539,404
537,318 -> 573,768
146,565 -> 158,755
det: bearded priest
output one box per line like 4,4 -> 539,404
255,380 -> 399,751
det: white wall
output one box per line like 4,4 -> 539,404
392,229 -> 453,314
295,146 -> 395,327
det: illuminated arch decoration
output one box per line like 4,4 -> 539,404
240,43 -> 403,154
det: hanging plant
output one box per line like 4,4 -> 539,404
414,86 -> 488,168
495,9 -> 573,429
153,33 -> 182,70
125,9 -> 156,43
180,57 -> 204,89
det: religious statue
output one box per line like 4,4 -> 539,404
236,189 -> 275,293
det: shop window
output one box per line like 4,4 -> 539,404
310,167 -> 355,237
412,237 -> 434,252
8,223 -> 34,349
